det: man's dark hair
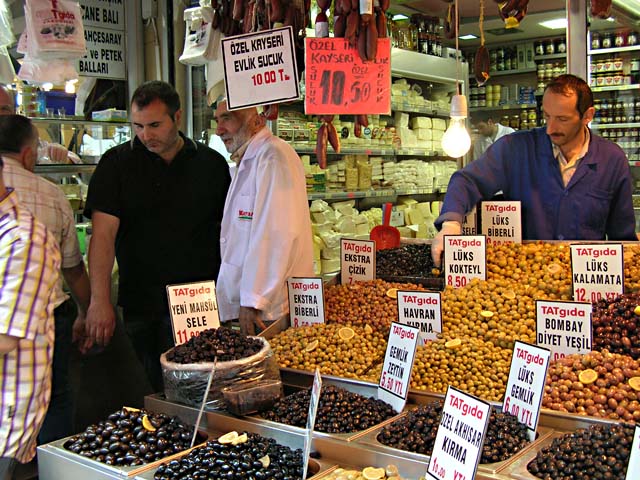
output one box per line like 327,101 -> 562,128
131,81 -> 181,118
470,111 -> 496,125
544,74 -> 594,118
0,114 -> 36,155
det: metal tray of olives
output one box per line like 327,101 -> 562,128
500,431 -> 567,480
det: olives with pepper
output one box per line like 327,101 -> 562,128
64,408 -> 194,466
376,244 -> 438,277
165,327 -> 263,364
261,385 -> 396,433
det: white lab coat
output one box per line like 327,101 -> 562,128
473,123 -> 515,160
217,127 -> 314,321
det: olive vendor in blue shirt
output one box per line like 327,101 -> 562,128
432,74 -> 637,265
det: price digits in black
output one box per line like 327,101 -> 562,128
319,70 -> 371,106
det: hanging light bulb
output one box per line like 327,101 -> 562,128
441,94 -> 471,158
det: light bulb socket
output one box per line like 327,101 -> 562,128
450,94 -> 468,118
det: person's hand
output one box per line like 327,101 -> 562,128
238,306 -> 266,336
48,143 -> 70,163
85,300 -> 116,347
432,221 -> 462,267
72,313 -> 94,354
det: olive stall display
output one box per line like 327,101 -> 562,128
377,400 -> 531,464
261,385 -> 397,433
154,431 -> 304,480
64,407 -> 196,467
592,293 -> 640,359
527,423 -> 635,480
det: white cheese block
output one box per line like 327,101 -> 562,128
356,223 -> 370,235
313,235 -> 323,260
320,231 -> 341,249
411,117 -> 432,129
336,217 -> 356,234
312,222 -> 333,235
432,118 -> 447,131
313,259 -> 321,275
332,200 -> 356,210
310,199 -> 330,213
321,258 -> 341,273
431,201 -> 442,216
394,112 -> 410,128
311,211 -> 330,224
415,128 -> 433,141
321,246 -> 341,260
398,226 -> 414,238
407,208 -> 425,225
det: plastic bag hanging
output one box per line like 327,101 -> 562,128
24,0 -> 86,59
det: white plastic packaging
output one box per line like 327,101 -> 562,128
24,0 -> 86,59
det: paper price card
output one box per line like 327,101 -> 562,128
426,386 -> 491,480
480,201 -> 522,245
626,425 -> 640,480
443,235 -> 486,288
340,238 -> 375,285
461,207 -> 477,235
303,368 -> 323,480
221,27 -> 299,110
305,37 -> 391,115
397,290 -> 442,345
287,277 -> 325,327
570,244 -> 624,303
166,281 -> 220,345
378,322 -> 419,413
536,300 -> 592,362
503,341 -> 551,440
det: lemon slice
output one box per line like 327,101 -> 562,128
634,306 -> 640,316
364,324 -> 373,334
338,327 -> 355,340
629,377 -> 640,391
218,431 -> 239,444
305,340 -> 319,352
123,406 -> 141,413
503,290 -> 516,300
141,415 -> 156,432
480,310 -> 494,319
386,288 -> 398,298
362,466 -> 386,480
385,464 -> 400,477
547,263 -> 562,274
258,455 -> 270,468
231,433 -> 248,445
579,369 -> 598,385
445,338 -> 462,349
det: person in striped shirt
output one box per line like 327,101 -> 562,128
0,115 -> 61,478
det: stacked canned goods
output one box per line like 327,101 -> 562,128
599,127 -> 640,161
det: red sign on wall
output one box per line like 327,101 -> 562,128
305,38 -> 391,115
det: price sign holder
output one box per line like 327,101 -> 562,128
427,386 -> 491,480
340,238 -> 375,285
626,425 -> 640,480
570,244 -> 624,303
305,37 -> 391,114
221,26 -> 299,110
287,277 -> 325,327
302,368 -> 322,480
191,358 -> 217,448
443,235 -> 486,288
480,201 -> 522,245
536,300 -> 592,362
397,290 -> 442,345
166,280 -> 220,345
378,322 -> 419,413
503,341 -> 551,441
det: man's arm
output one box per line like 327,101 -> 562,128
86,211 -> 119,346
62,261 -> 93,352
0,334 -> 19,354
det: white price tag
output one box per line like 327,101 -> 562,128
503,341 -> 551,440
536,300 -> 592,362
166,281 -> 220,345
443,235 -> 486,288
626,425 -> 640,480
302,369 -> 322,480
397,290 -> 442,345
378,322 -> 419,413
570,244 -> 624,303
287,277 -> 325,327
427,387 -> 491,480
340,238 -> 375,285
480,201 -> 522,245
461,207 -> 477,235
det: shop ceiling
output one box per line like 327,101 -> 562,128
388,0 -> 640,48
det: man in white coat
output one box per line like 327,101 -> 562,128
471,112 -> 515,160
214,99 -> 314,335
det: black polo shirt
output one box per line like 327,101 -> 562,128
84,133 -> 231,313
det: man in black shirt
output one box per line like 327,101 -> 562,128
84,81 -> 230,391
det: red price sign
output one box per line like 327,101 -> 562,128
305,37 -> 391,115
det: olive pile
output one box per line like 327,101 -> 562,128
325,279 -> 426,332
154,432 -> 303,480
268,323 -> 387,379
378,401 -> 530,464
165,327 -> 263,363
410,337 -> 512,402
592,293 -> 640,359
624,244 -> 640,293
64,408 -> 194,466
261,385 -> 396,433
377,244 -> 436,277
542,350 -> 640,421
527,423 -> 635,480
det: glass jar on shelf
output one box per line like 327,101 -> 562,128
556,37 -> 566,54
591,33 -> 601,50
535,41 -> 544,56
629,31 -> 638,46
602,33 -> 613,49
615,31 -> 626,48
510,115 -> 520,129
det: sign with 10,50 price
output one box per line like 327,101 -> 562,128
305,37 -> 391,114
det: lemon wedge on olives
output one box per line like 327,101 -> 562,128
579,369 -> 598,385
338,327 -> 355,340
445,338 -> 462,349
305,340 -> 319,352
258,455 -> 270,468
231,433 -> 248,445
123,406 -> 141,413
364,324 -> 373,334
362,466 -> 386,480
629,377 -> 640,391
634,306 -> 640,316
218,431 -> 239,444
503,290 -> 516,300
547,263 -> 562,274
480,310 -> 494,319
386,288 -> 398,299
141,414 -> 156,432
